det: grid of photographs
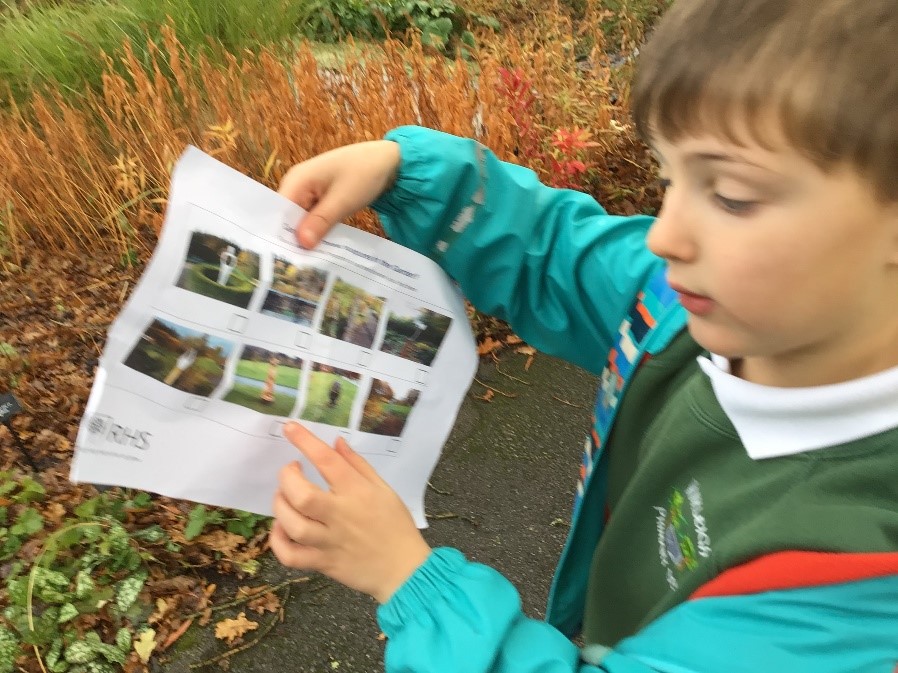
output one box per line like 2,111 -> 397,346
122,230 -> 449,439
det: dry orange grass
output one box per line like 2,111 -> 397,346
0,8 -> 652,268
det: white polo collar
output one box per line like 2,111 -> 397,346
697,354 -> 898,460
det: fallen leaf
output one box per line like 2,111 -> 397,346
161,617 -> 194,651
505,335 -> 523,345
236,584 -> 267,599
149,575 -> 195,595
43,501 -> 66,525
525,355 -> 535,371
477,337 -> 502,355
215,612 -> 258,644
478,389 -> 495,402
199,608 -> 213,627
515,346 -> 536,355
134,628 -> 157,664
248,591 -> 281,615
376,632 -> 386,641
149,597 -> 171,624
197,530 -> 245,555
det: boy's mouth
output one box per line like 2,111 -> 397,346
668,282 -> 716,316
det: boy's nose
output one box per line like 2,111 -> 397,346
646,189 -> 698,263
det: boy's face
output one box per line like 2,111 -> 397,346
647,131 -> 898,387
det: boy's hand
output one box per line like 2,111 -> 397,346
270,423 -> 431,604
278,141 -> 401,249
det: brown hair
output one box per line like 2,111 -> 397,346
632,0 -> 898,201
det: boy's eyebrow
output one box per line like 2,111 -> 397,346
687,152 -> 774,172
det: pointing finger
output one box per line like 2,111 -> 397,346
334,437 -> 381,483
283,422 -> 354,488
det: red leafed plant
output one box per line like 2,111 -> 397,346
497,67 -> 598,191
548,126 -> 600,189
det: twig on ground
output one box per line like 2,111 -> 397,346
182,576 -> 317,620
188,585 -> 291,669
495,365 -> 530,385
551,395 -> 587,409
473,377 -> 517,398
427,511 -> 480,527
427,482 -> 453,496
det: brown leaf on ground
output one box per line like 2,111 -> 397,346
515,346 -> 536,355
42,501 -> 66,525
214,612 -> 259,644
477,337 -> 503,356
248,591 -> 281,615
199,608 -> 214,627
148,597 -> 172,625
236,584 -> 268,599
160,617 -> 194,651
477,389 -> 495,402
149,575 -> 196,595
197,530 -> 245,555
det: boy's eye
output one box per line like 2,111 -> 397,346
714,193 -> 758,215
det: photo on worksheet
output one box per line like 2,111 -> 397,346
318,276 -> 385,349
123,318 -> 234,396
175,231 -> 261,309
379,301 -> 452,367
259,257 -> 328,327
359,377 -> 421,437
298,362 -> 362,428
221,345 -> 304,417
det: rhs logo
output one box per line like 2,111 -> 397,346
87,414 -> 152,451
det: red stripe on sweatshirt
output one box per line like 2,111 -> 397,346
690,551 -> 898,599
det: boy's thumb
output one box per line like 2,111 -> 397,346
296,210 -> 334,249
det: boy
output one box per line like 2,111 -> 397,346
269,0 -> 898,670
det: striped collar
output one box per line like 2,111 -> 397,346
697,354 -> 898,460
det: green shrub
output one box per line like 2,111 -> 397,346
296,0 -> 498,50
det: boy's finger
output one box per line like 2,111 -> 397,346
269,521 -> 325,571
334,437 -> 381,483
296,192 -> 354,248
277,463 -> 331,522
272,492 -> 330,546
283,422 -> 353,487
296,211 -> 334,249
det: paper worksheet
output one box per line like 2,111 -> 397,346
71,147 -> 478,527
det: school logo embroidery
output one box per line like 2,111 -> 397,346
654,479 -> 712,590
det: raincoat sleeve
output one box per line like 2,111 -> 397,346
372,126 -> 664,375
